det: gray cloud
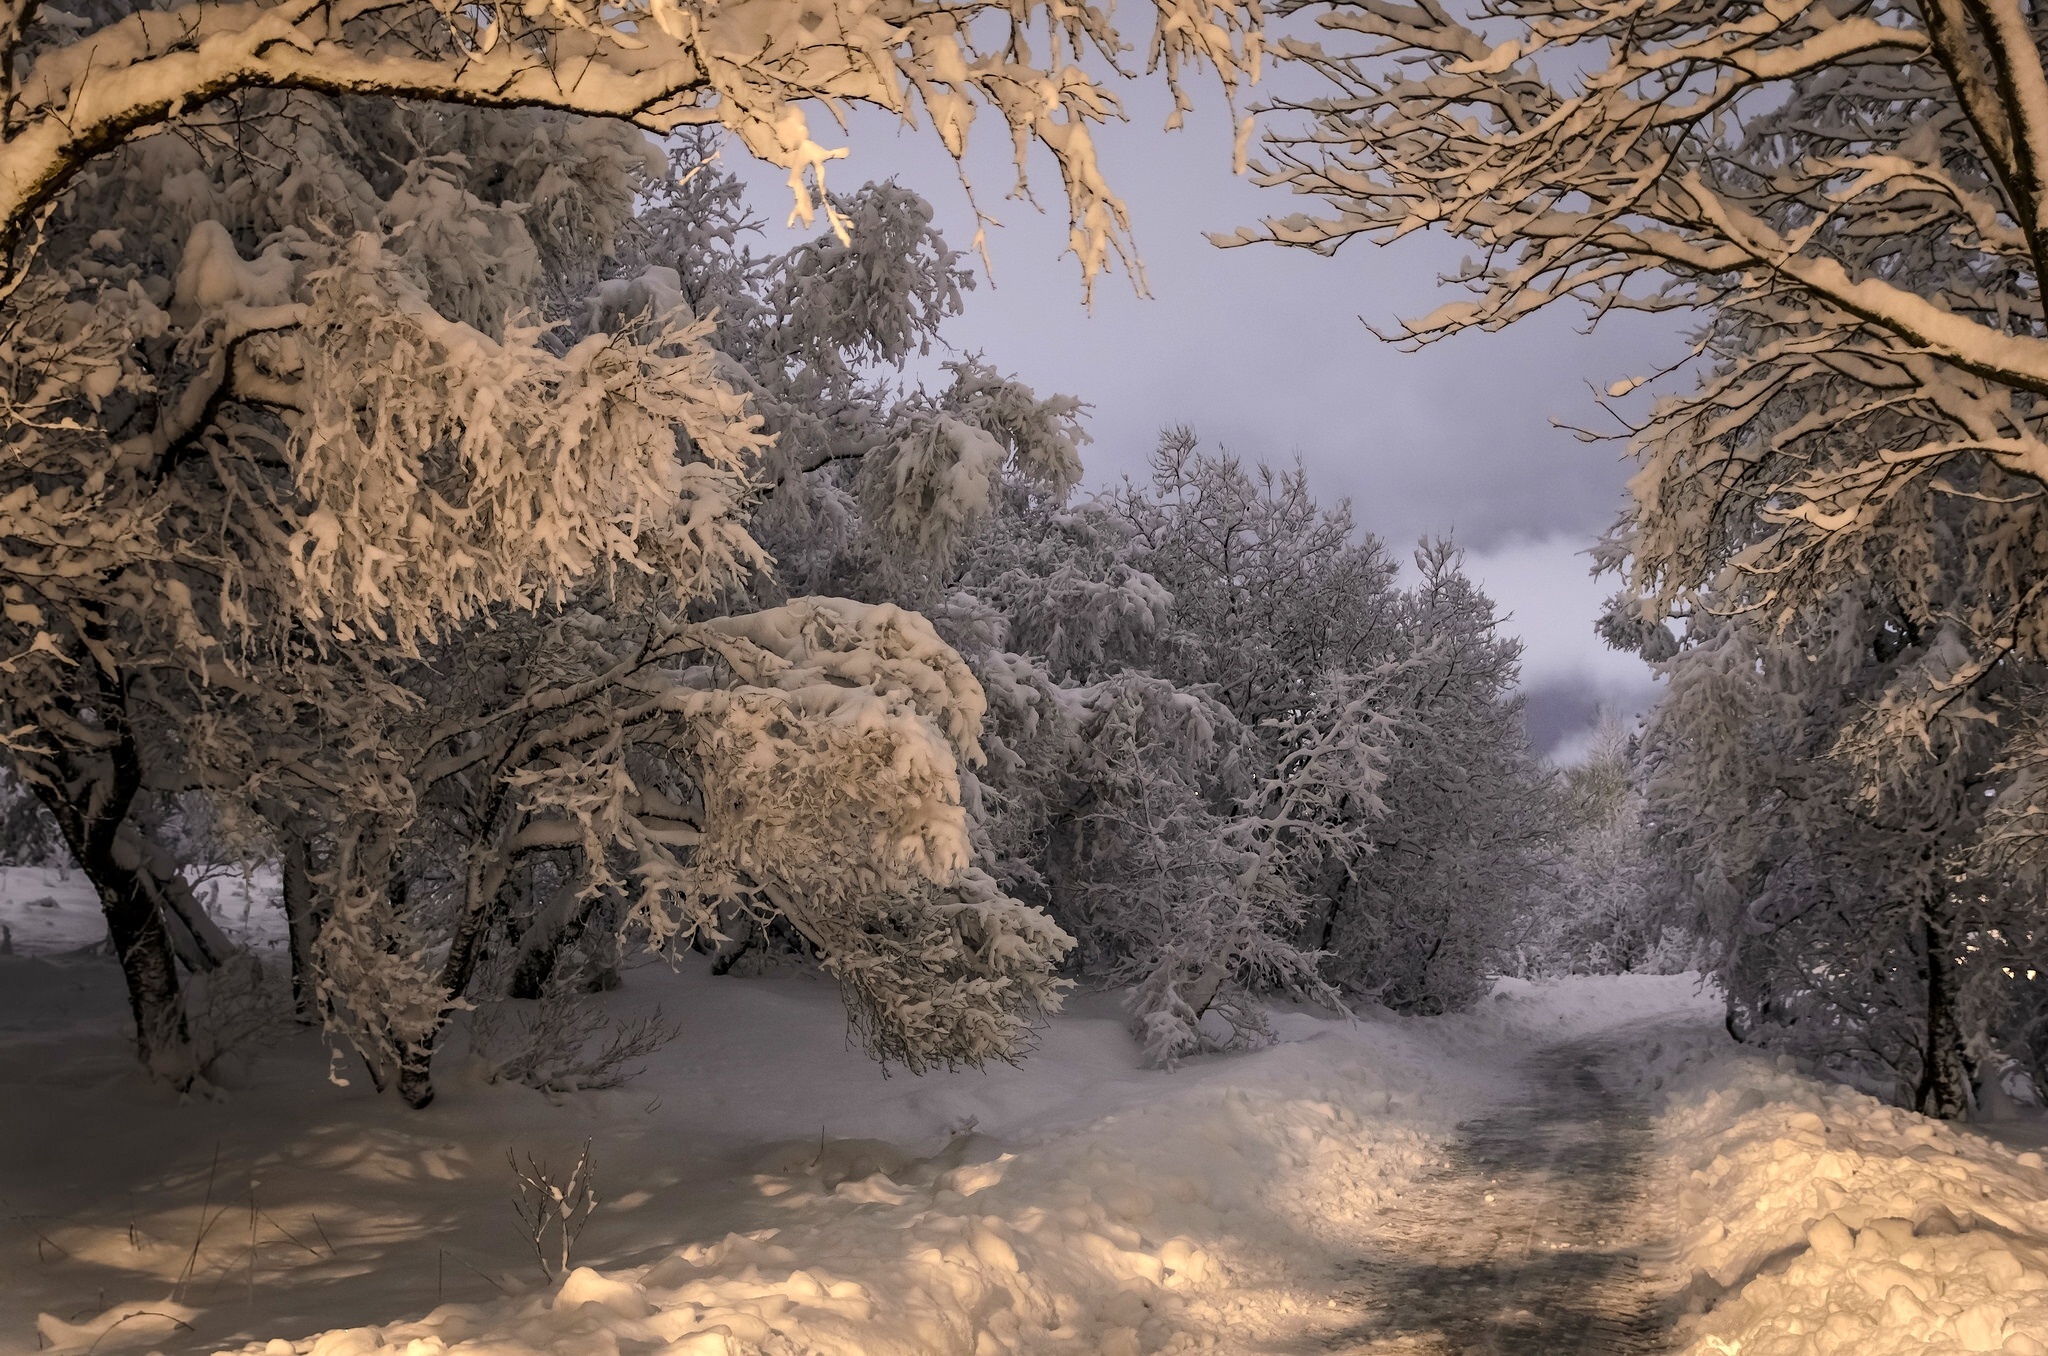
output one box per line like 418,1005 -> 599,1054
726,95 -> 1688,754
1461,536 -> 1661,757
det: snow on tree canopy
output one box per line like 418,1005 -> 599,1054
0,97 -> 1088,1098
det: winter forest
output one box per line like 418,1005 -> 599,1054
11,0 -> 2048,1351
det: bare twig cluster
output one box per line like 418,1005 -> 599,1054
509,1141 -> 597,1282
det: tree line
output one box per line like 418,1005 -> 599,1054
9,0 -> 2048,1121
0,112 -> 1563,1096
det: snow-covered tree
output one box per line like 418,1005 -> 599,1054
928,438 -> 1547,1042
1509,714 -> 1692,979
1102,450 -> 1545,1012
1105,428 -> 1403,723
1240,0 -> 2048,1109
1636,601 -> 2034,1116
0,89 -> 1099,1099
1237,0 -> 2048,800
1307,540 -> 1553,1012
0,0 -> 1263,294
287,160 -> 1103,1105
0,95 -> 761,1084
1038,674 -> 1336,1063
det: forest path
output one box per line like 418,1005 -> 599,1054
1313,1033 -> 1675,1355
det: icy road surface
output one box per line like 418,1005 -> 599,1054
1323,1035 -> 1672,1355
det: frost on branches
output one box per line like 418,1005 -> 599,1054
910,435 -> 1552,1060
0,0 -> 1264,295
1245,0 -> 2048,1115
1242,0 -> 2048,800
0,94 -> 1092,1103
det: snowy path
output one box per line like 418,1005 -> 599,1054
1317,1034 -> 1674,1355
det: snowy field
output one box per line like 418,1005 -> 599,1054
4,896 -> 2048,1355
0,867 -> 287,959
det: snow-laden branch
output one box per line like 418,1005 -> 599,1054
0,0 -> 1265,293
1240,0 -> 2048,385
1248,0 -> 2048,813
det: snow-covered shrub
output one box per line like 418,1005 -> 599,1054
1513,714 -> 1699,978
1048,674 -> 1336,1063
508,1141 -> 598,1283
1301,543 -> 1554,1013
182,951 -> 293,1085
472,992 -> 680,1096
1637,603 -> 2048,1117
928,440 -> 1546,1041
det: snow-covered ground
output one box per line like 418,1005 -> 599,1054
0,865 -> 287,958
4,893 -> 2047,1355
2,948 -> 1485,1356
1650,1044 -> 2048,1355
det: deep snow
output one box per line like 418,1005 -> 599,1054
1650,1043 -> 2048,1355
5,887 -> 2048,1355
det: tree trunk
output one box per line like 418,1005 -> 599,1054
708,904 -> 760,976
377,869 -> 439,1109
394,1036 -> 436,1109
91,842 -> 198,1087
1306,852 -> 1349,955
393,818 -> 526,1109
511,877 -> 606,999
1917,905 -> 1972,1119
280,833 -> 317,1022
23,715 -> 198,1088
119,825 -> 236,973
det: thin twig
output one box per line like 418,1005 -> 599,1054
247,1175 -> 258,1305
172,1145 -> 221,1299
310,1212 -> 337,1257
256,1210 -> 320,1257
440,1247 -> 511,1295
82,1311 -> 196,1355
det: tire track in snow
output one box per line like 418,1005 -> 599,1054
1317,1035 -> 1673,1355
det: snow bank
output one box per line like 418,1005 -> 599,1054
1656,1049 -> 2048,1355
0,866 -> 107,954
186,1038 -> 1449,1356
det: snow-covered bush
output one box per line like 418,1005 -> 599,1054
472,990 -> 680,1096
916,438 -> 1550,1047
1510,715 -> 1699,979
1309,542 -> 1554,1013
1636,602 -> 2048,1117
1043,674 -> 1336,1063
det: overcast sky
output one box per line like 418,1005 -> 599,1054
729,93 -> 1681,757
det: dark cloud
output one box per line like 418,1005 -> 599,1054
1520,683 -> 1610,759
